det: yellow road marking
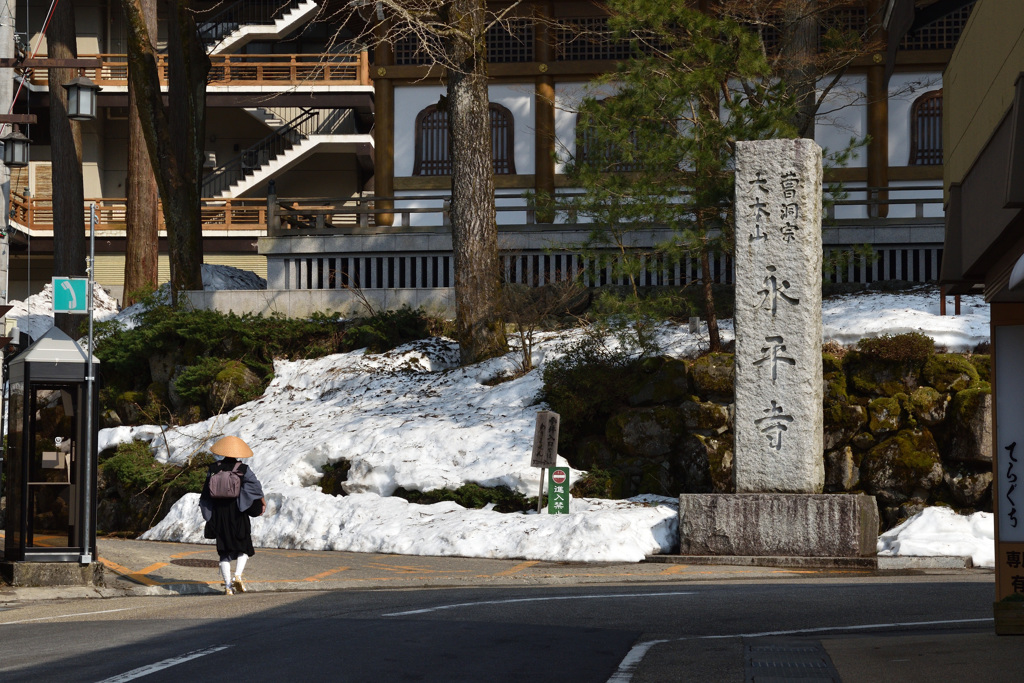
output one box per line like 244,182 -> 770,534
98,557 -> 135,576
494,561 -> 539,576
303,566 -> 351,582
365,562 -> 472,574
659,564 -> 689,575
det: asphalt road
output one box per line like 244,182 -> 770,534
0,576 -> 1011,682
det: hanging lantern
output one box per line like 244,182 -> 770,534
63,76 -> 102,121
2,126 -> 30,168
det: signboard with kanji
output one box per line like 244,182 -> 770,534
531,411 -> 560,468
994,324 -> 1024,600
548,467 -> 570,514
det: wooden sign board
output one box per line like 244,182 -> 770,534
531,411 -> 560,468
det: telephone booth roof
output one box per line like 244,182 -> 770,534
7,326 -> 100,383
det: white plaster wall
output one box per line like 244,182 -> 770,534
888,71 -> 943,167
393,84 -> 534,178
394,86 -> 441,176
553,81 -> 618,173
814,74 -> 868,168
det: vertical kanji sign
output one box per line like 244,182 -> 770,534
531,411 -> 560,468
993,322 -> 1024,602
548,467 -> 570,515
531,411 -> 560,512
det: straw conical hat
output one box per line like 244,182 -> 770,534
209,435 -> 254,459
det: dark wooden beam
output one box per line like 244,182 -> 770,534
0,57 -> 102,69
0,114 -> 37,124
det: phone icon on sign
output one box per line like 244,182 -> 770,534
62,280 -> 77,310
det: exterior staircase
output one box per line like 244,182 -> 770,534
202,110 -> 372,198
198,0 -> 319,54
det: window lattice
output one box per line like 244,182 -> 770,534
394,32 -> 441,66
557,17 -> 634,61
488,19 -> 534,63
900,3 -> 975,50
909,90 -> 942,166
395,21 -> 534,65
413,103 -> 516,176
821,8 -> 866,36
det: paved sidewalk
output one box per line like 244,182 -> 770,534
0,537 -> 993,602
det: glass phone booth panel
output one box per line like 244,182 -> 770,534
28,386 -> 79,550
3,325 -> 99,563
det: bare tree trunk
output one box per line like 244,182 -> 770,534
120,0 -> 208,303
166,0 -> 207,295
443,0 -> 505,365
700,242 -> 720,352
49,0 -> 85,336
123,0 -> 159,306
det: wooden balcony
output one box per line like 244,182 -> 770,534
24,52 -> 372,88
8,193 -> 268,234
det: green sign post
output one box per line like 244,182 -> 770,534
52,277 -> 89,314
548,467 -> 570,514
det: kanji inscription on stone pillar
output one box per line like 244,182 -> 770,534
734,139 -> 824,493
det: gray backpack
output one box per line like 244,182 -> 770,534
208,462 -> 246,499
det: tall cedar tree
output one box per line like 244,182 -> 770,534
48,0 -> 86,337
123,0 -> 160,306
120,0 -> 209,300
563,2 -> 797,351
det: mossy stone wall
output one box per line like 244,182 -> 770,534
552,345 -> 992,530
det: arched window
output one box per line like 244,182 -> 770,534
412,103 -> 516,176
909,90 -> 943,165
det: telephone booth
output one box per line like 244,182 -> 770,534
3,327 -> 99,562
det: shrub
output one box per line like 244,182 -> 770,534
857,332 -> 934,362
98,440 -> 215,535
344,306 -> 435,353
95,302 -> 441,426
571,469 -> 620,499
393,483 -> 533,513
542,334 -> 644,451
319,460 -> 352,496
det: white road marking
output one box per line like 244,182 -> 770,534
0,608 -> 134,625
382,591 -> 697,617
697,617 -> 995,639
95,645 -> 233,682
606,617 -> 996,683
606,639 -> 670,683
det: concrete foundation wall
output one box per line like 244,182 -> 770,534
183,288 -> 456,318
678,493 -> 879,558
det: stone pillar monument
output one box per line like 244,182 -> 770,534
677,139 -> 878,561
733,139 -> 824,493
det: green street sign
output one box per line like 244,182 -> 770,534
548,467 -> 570,515
53,277 -> 89,314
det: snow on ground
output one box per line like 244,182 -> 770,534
822,286 -> 988,351
877,507 -> 995,568
9,269 -> 998,564
5,282 -> 121,341
201,263 -> 267,291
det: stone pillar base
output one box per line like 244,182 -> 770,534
678,493 -> 879,557
0,561 -> 102,587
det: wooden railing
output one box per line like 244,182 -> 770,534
7,186 -> 943,236
25,52 -> 372,88
7,193 -> 267,233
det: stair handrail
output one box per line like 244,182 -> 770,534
202,109 -> 321,197
198,0 -> 309,45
